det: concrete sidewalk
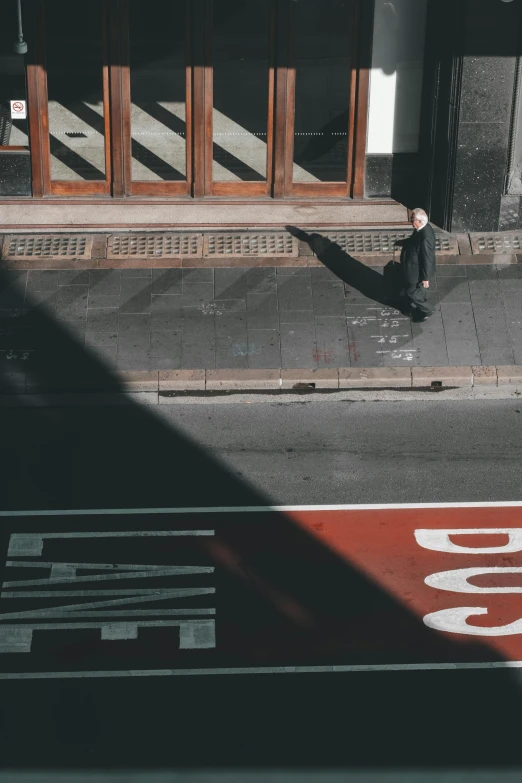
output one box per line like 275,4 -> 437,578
0,260 -> 522,398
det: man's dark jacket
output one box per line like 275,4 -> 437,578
400,223 -> 436,282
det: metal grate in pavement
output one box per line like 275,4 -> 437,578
107,233 -> 202,259
203,233 -> 298,257
323,231 -> 458,255
470,233 -> 522,254
2,234 -> 93,260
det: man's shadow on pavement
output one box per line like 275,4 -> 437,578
286,225 -> 403,311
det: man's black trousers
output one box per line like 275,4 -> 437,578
402,261 -> 433,316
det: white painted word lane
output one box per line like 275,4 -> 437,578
1,503 -> 522,678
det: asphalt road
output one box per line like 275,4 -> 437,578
1,396 -> 522,781
1,395 -> 521,510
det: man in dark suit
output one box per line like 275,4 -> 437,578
395,208 -> 436,322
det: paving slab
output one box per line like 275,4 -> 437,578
311,280 -> 346,316
473,308 -> 515,366
348,338 -> 384,368
246,329 -> 281,369
411,312 -> 449,367
2,260 -> 522,386
246,292 -> 279,330
280,322 -> 317,369
440,303 -> 481,366
455,254 -> 518,265
314,315 -> 350,368
182,316 -> 216,369
215,313 -> 249,369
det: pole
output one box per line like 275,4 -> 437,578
14,0 -> 27,54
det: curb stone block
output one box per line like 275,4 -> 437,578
0,392 -> 157,407
412,366 -> 473,387
472,366 -> 498,385
117,371 -> 159,391
206,369 -> 280,390
339,367 -> 412,388
24,375 -> 116,393
159,370 -> 205,391
497,366 -> 522,385
280,369 -> 339,389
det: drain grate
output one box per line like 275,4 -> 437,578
323,231 -> 458,255
470,233 -> 522,254
107,233 -> 202,259
204,233 -> 298,257
2,234 -> 93,260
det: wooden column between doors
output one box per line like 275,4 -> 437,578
272,0 -> 291,199
109,0 -> 127,198
192,0 -> 207,197
350,0 -> 373,199
26,0 -> 49,197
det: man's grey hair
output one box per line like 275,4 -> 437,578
411,208 -> 428,226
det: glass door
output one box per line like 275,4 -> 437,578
29,0 -> 366,200
285,0 -> 359,197
203,0 -> 275,196
124,0 -> 191,196
42,0 -> 111,195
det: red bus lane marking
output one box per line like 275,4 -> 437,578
287,506 -> 522,660
2,503 -> 522,678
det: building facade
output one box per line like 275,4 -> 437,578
1,0 -> 521,233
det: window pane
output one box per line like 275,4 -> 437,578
129,0 -> 187,182
212,0 -> 270,182
45,0 -> 106,181
0,1 -> 30,196
293,0 -> 355,183
0,2 -> 29,148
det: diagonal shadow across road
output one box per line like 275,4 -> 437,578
0,272 -> 520,777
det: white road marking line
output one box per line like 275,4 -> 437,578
1,660 -> 522,679
0,502 -> 522,517
1,589 -> 210,597
4,561 -> 210,570
2,570 -> 214,588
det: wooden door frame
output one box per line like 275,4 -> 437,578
34,0 -> 113,196
121,0 -> 192,197
26,0 -> 47,198
281,0 -> 370,200
25,0 -> 373,202
203,0 -> 276,197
